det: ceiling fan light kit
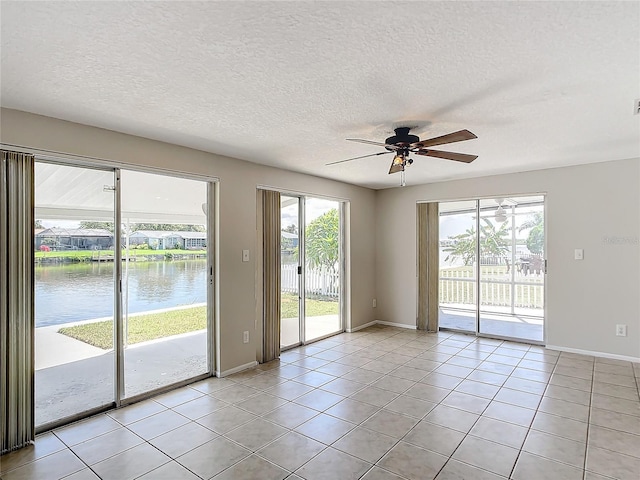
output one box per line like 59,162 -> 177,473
495,205 -> 508,223
328,126 -> 478,187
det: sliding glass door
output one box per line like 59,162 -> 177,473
34,161 -> 214,429
34,162 -> 117,428
280,196 -> 301,348
438,196 -> 545,343
478,197 -> 545,341
304,198 -> 342,342
120,170 -> 210,399
438,200 -> 478,333
280,195 -> 343,349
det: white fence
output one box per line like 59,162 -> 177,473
281,264 -> 339,298
439,267 -> 544,310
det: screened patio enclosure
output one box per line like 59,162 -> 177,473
438,195 -> 545,343
34,161 -> 215,430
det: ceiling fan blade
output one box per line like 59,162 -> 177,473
416,149 -> 478,163
346,138 -> 399,149
388,161 -> 404,174
326,150 -> 393,166
411,129 -> 477,148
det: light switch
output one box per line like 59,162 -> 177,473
574,249 -> 584,260
242,249 -> 250,262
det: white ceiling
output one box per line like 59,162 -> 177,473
2,1 -> 639,189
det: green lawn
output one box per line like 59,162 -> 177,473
59,296 -> 338,349
58,306 -> 206,349
281,293 -> 339,318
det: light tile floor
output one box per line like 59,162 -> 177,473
2,325 -> 639,480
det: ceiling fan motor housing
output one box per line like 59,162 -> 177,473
384,127 -> 420,150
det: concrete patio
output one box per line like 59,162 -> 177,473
35,329 -> 207,428
281,314 -> 341,348
439,307 -> 544,342
35,310 -> 343,428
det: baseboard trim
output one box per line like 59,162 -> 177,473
346,321 -> 377,333
375,320 -> 417,330
347,320 -> 418,332
217,361 -> 258,378
545,345 -> 640,363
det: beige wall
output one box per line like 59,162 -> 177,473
1,108 -> 377,373
375,159 -> 640,359
3,107 -> 638,364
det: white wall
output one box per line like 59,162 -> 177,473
1,108 -> 377,372
375,159 -> 640,359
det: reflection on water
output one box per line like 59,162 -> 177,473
35,259 -> 207,327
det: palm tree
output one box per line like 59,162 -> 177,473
443,227 -> 477,266
443,218 -> 511,270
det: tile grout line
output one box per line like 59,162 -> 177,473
505,344 -> 560,480
581,359 -> 595,480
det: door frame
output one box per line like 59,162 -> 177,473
32,155 -> 219,432
115,169 -> 217,406
271,189 -> 347,351
426,193 -> 547,345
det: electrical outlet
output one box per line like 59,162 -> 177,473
243,331 -> 249,343
616,324 -> 627,337
372,298 -> 377,308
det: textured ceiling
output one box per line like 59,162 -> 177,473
1,1 -> 639,189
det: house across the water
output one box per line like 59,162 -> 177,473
35,228 -> 113,250
128,230 -> 206,250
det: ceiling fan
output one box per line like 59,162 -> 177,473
327,126 -> 478,175
481,198 -> 518,223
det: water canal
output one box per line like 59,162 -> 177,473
35,259 -> 207,327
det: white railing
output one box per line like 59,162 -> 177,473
439,267 -> 544,311
281,264 -> 339,298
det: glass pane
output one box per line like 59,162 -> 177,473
120,170 -> 209,398
438,200 -> 478,332
34,162 -> 116,427
479,196 -> 544,342
304,198 -> 341,342
280,196 -> 300,348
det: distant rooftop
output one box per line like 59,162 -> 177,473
130,230 -> 207,239
37,228 -> 112,237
